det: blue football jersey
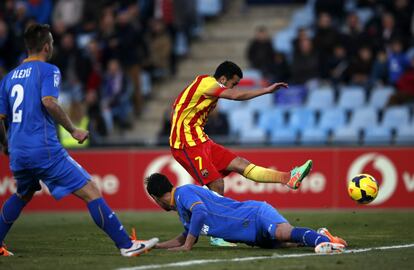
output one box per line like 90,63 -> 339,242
174,185 -> 264,245
0,58 -> 67,171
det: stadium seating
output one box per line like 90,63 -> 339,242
272,28 -> 296,56
239,127 -> 267,144
290,6 -> 314,29
363,126 -> 392,145
348,107 -> 378,130
257,108 -> 286,134
227,108 -> 255,136
197,0 -> 222,17
218,98 -> 243,113
274,85 -> 306,107
305,88 -> 335,109
300,128 -> 328,145
269,128 -> 298,145
331,126 -> 360,145
288,108 -> 316,131
337,87 -> 366,110
381,106 -> 411,129
395,125 -> 414,145
246,94 -> 274,113
368,86 -> 394,109
318,108 -> 347,132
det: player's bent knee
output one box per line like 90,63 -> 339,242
227,157 -> 250,174
73,181 -> 102,203
207,179 -> 224,195
275,223 -> 294,241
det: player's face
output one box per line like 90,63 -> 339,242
223,75 -> 241,89
152,195 -> 174,211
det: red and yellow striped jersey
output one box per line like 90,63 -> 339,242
169,75 -> 227,149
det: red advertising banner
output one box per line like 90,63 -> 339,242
0,148 -> 413,211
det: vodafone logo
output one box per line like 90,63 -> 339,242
347,153 -> 397,205
143,155 -> 193,198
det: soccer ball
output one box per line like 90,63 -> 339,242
348,174 -> 379,204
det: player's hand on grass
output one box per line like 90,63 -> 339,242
265,82 -> 288,94
71,128 -> 89,144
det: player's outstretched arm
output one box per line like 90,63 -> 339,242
156,234 -> 186,249
168,205 -> 208,251
210,82 -> 288,101
42,97 -> 89,144
168,234 -> 197,251
0,119 -> 8,155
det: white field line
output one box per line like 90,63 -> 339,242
117,243 -> 414,270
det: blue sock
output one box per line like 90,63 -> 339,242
0,194 -> 27,243
290,227 -> 330,247
87,198 -> 132,249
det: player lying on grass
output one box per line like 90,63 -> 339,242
145,173 -> 347,254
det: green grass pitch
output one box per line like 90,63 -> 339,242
1,210 -> 413,270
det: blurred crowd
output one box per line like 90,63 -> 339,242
247,0 -> 414,102
0,0 -> 210,144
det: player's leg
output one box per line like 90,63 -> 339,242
206,178 -> 224,195
227,155 -> 313,190
41,155 -> 158,256
256,203 -> 345,253
73,181 -> 134,249
171,143 -> 225,194
0,170 -> 40,256
208,141 -> 296,186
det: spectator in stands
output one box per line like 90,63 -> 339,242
26,0 -> 53,24
52,0 -> 84,28
246,26 -> 274,76
390,0 -> 413,41
292,27 -> 311,54
314,0 -> 345,21
147,18 -> 172,80
387,55 -> 414,106
370,49 -> 389,86
341,12 -> 366,58
59,102 -> 90,148
291,38 -> 319,84
380,13 -> 402,46
101,59 -> 133,134
51,32 -> 83,109
12,2 -> 32,38
172,0 -> 198,56
116,7 -> 148,116
346,46 -> 374,88
267,52 -> 290,83
83,39 -> 106,138
387,38 -> 409,85
158,109 -> 171,144
204,110 -> 229,138
328,44 -> 348,86
0,19 -> 19,70
313,12 -> 340,79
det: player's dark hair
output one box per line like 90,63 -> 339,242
24,23 -> 52,53
145,173 -> 173,198
213,61 -> 243,80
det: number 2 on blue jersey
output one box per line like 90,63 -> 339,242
11,84 -> 24,123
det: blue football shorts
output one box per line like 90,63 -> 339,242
255,202 -> 288,248
13,155 -> 91,200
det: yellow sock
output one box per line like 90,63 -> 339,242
243,164 -> 290,184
